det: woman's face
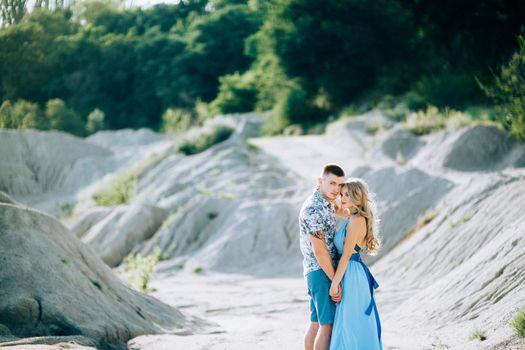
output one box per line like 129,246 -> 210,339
340,186 -> 352,209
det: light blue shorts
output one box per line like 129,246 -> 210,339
306,269 -> 336,325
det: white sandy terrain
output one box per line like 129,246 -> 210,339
1,112 -> 525,349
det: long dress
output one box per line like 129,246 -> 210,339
330,218 -> 382,350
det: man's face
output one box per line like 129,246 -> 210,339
318,173 -> 345,201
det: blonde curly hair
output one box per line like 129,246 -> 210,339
344,178 -> 381,255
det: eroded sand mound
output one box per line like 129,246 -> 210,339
0,195 -> 199,350
374,174 -> 525,349
0,130 -> 112,196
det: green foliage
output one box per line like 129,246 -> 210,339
469,329 -> 487,341
92,157 -> 158,206
405,106 -> 473,136
179,4 -> 262,102
261,0 -> 416,109
161,108 -> 192,133
177,125 -> 234,155
123,247 -> 161,293
483,35 -> 525,141
45,98 -> 85,136
86,108 -> 105,133
209,72 -> 258,115
514,308 -> 525,338
415,68 -> 484,110
2,0 -> 525,135
0,99 -> 48,130
92,171 -> 136,206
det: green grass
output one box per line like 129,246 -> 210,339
177,125 -> 234,155
405,106 -> 473,136
92,155 -> 162,207
123,247 -> 161,293
92,171 -> 137,206
470,329 -> 487,341
514,308 -> 525,338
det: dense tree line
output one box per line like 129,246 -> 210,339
0,0 -> 524,137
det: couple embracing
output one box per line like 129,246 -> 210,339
300,164 -> 382,350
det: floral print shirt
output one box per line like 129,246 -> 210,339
299,189 -> 337,276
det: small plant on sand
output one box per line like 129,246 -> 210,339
92,155 -> 161,207
123,247 -> 161,293
470,329 -> 487,341
514,308 -> 525,338
92,171 -> 137,206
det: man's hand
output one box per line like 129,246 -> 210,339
329,283 -> 342,303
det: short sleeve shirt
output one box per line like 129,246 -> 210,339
299,189 -> 338,276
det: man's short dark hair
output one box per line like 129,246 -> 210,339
322,164 -> 345,177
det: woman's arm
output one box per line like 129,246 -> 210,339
329,216 -> 366,297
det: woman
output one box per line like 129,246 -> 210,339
329,178 -> 382,350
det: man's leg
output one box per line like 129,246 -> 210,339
305,322 -> 319,350
314,324 -> 333,350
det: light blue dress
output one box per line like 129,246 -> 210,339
330,216 -> 382,350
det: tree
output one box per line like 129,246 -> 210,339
0,0 -> 28,26
45,98 -> 85,136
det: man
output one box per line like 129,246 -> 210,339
299,163 -> 345,350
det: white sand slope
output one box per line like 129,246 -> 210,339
1,112 -> 525,349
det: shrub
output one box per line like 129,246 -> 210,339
45,98 -> 85,136
91,156 -> 159,206
177,125 -> 234,155
92,171 -> 136,206
161,108 -> 192,133
416,68 -> 484,110
209,72 -> 258,115
123,247 -> 161,293
405,106 -> 472,135
0,99 -> 48,130
469,329 -> 487,341
278,84 -> 320,125
482,35 -> 525,141
514,308 -> 525,338
86,108 -> 105,133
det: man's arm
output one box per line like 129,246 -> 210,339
308,231 -> 342,302
308,231 -> 336,279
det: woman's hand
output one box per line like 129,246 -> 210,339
329,282 -> 342,303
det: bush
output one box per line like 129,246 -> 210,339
278,84 -> 321,125
91,157 -> 157,206
415,68 -> 483,110
123,247 -> 161,293
161,108 -> 192,133
405,106 -> 472,135
45,99 -> 85,136
514,308 -> 525,338
209,72 -> 258,115
92,171 -> 136,207
86,108 -> 105,133
482,35 -> 525,141
0,99 -> 48,130
177,125 -> 234,155
469,329 -> 487,341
